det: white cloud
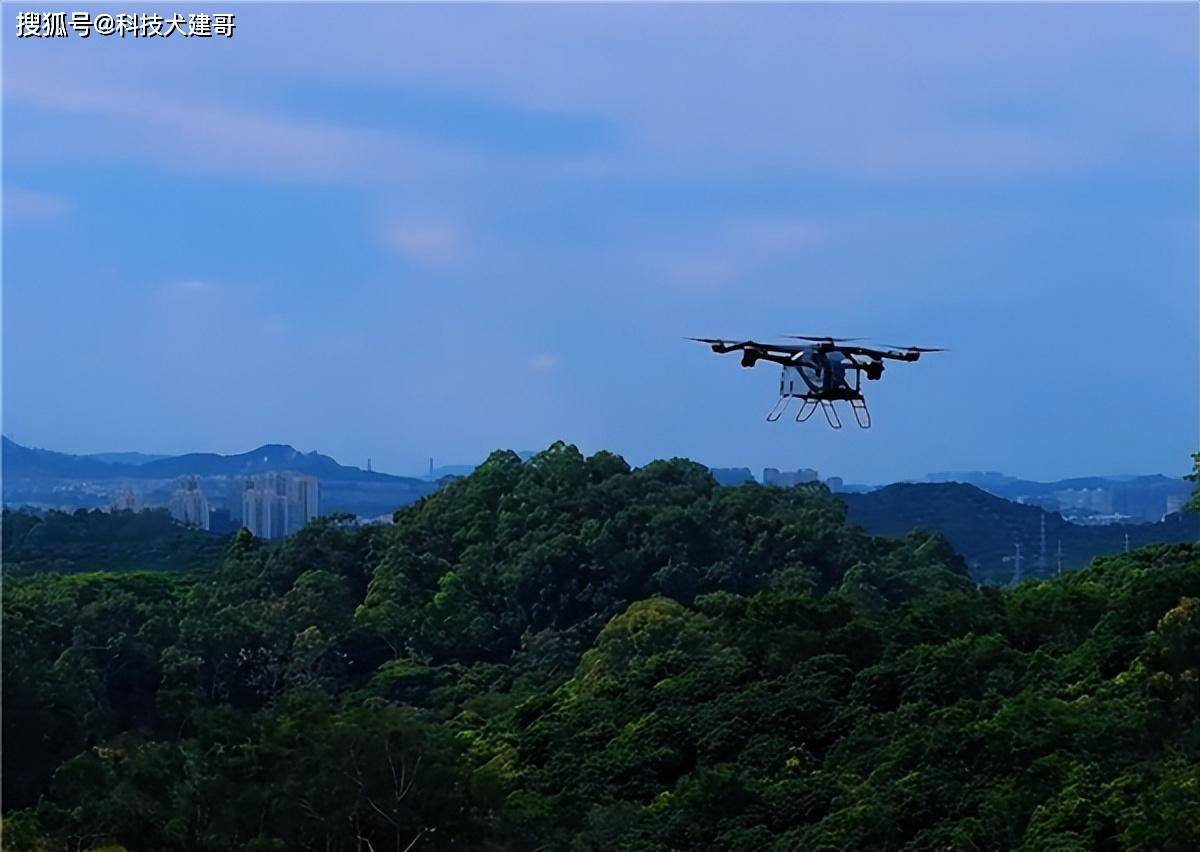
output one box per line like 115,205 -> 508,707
380,220 -> 461,264
7,5 -> 1191,189
633,215 -> 845,294
3,69 -> 475,186
650,252 -> 741,294
166,279 -> 217,296
3,187 -> 68,220
527,353 -> 559,372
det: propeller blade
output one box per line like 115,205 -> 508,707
686,337 -> 750,351
782,335 -> 867,343
875,343 -> 949,352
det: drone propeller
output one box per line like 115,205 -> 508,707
782,335 -> 867,343
875,343 -> 949,352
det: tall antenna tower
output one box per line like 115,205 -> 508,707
1056,539 -> 1063,576
1010,542 -> 1024,586
1124,532 -> 1130,553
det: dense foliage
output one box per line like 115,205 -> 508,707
4,443 -> 1199,850
2,508 -> 226,576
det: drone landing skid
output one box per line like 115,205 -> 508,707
820,401 -> 842,430
767,396 -> 871,430
766,396 -> 791,422
850,398 -> 871,429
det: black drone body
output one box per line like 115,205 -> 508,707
688,335 -> 945,429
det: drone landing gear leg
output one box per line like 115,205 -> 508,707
795,399 -> 818,422
820,401 -> 842,430
850,398 -> 871,429
766,396 -> 791,422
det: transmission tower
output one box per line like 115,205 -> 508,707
1039,514 -> 1047,575
1010,542 -> 1024,586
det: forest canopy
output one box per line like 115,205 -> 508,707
3,443 -> 1199,850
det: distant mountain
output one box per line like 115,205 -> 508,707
2,437 -> 127,480
2,438 -> 438,516
134,444 -> 419,484
2,437 -> 424,485
923,470 -> 1191,522
926,470 -> 1189,497
841,482 -> 1199,585
85,452 -> 171,466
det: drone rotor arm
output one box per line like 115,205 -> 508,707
685,337 -> 751,354
872,343 -> 950,360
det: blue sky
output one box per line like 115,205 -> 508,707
3,3 -> 1197,482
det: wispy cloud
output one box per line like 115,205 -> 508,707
380,220 -> 461,265
3,187 -> 68,220
165,279 -> 218,296
3,69 -> 475,186
7,5 -> 1192,189
527,353 -> 559,372
634,215 -> 844,294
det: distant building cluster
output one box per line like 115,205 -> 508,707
708,466 -> 846,492
1021,486 -> 1184,524
932,470 -> 1191,525
162,471 -> 321,538
763,467 -> 820,488
234,472 -> 320,540
109,487 -> 141,512
169,476 -> 210,530
1053,487 -> 1113,515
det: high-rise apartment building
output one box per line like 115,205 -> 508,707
169,476 -> 210,530
239,472 -> 320,539
109,487 -> 142,512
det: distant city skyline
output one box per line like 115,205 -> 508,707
2,432 -> 1190,489
4,4 -> 1197,483
2,433 -> 1191,528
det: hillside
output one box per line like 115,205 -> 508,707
5,443 -> 1200,851
1,437 -> 131,480
85,452 -> 171,466
1,508 -> 228,576
841,482 -> 1200,585
134,443 -> 414,483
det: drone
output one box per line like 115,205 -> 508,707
688,335 -> 946,429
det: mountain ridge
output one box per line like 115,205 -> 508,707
840,481 -> 1199,585
2,437 -> 424,485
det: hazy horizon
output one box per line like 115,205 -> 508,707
5,4 -> 1197,484
3,431 -> 1190,487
